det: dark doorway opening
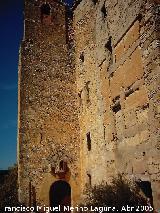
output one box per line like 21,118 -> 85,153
50,180 -> 71,209
136,181 -> 153,206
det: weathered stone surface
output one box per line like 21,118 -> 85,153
18,0 -> 160,210
73,0 -> 160,209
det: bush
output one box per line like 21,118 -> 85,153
0,165 -> 20,212
80,175 -> 149,213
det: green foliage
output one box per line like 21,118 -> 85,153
82,175 -> 148,213
0,165 -> 20,212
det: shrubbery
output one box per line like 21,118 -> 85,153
0,165 -> 20,212
80,175 -> 149,213
0,170 -> 152,213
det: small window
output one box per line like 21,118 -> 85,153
113,95 -> 120,104
125,88 -> 134,98
141,103 -> 149,110
101,4 -> 107,19
137,14 -> 143,22
109,72 -> 114,78
105,37 -> 112,53
87,173 -> 92,186
92,0 -> 98,5
86,132 -> 91,151
80,52 -> 84,63
59,160 -> 67,171
112,102 -> 121,114
41,3 -> 51,16
40,3 -> 51,24
78,90 -> 82,106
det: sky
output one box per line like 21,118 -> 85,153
0,0 -> 73,170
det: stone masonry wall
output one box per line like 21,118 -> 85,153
18,0 -> 81,206
74,1 -> 110,190
18,0 -> 160,209
74,0 -> 160,209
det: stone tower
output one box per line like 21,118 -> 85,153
18,0 -> 81,207
18,0 -> 160,210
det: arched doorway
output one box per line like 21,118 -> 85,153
49,180 -> 71,209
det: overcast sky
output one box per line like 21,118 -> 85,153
0,0 -> 73,170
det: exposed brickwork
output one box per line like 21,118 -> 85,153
18,0 -> 160,210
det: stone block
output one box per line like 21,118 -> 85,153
136,108 -> 149,124
122,129 -> 149,146
125,86 -> 149,110
122,57 -> 135,88
124,110 -> 137,128
148,163 -> 160,174
139,130 -> 149,143
104,110 -> 113,126
105,125 -> 114,142
123,47 -> 144,88
131,47 -> 144,80
115,111 -> 124,139
124,125 -> 138,138
124,20 -> 140,51
110,65 -> 125,98
115,40 -> 125,62
133,159 -> 147,174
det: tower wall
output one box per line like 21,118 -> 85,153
18,0 -> 81,206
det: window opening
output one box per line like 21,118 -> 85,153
80,52 -> 84,63
92,0 -> 98,5
142,152 -> 146,156
78,90 -> 82,106
41,3 -> 51,16
101,4 -> 107,19
40,3 -> 51,24
137,14 -> 143,22
105,37 -> 112,53
112,102 -> 121,114
86,132 -> 91,151
113,95 -> 120,104
87,173 -> 92,186
59,160 -> 67,171
141,103 -> 149,110
109,72 -> 114,78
